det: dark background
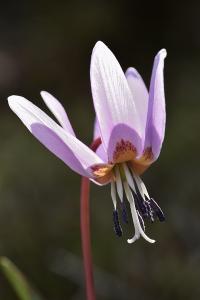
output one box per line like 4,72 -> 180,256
0,1 -> 200,299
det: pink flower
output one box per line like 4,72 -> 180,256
8,41 -> 167,244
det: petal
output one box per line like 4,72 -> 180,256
8,95 -> 104,177
40,91 -> 75,135
90,41 -> 142,162
93,118 -> 108,162
93,117 -> 101,140
145,49 -> 167,160
125,67 -> 149,142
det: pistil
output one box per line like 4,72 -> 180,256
110,162 -> 165,244
123,180 -> 155,244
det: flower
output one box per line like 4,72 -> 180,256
8,41 -> 167,244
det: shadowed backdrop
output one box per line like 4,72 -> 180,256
0,1 -> 200,299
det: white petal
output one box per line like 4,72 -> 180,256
8,95 -> 103,177
40,91 -> 75,135
93,118 -> 108,162
90,41 -> 143,160
145,49 -> 167,159
126,67 -> 149,144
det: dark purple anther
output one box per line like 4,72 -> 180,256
150,198 -> 165,222
133,191 -> 148,217
113,210 -> 123,237
121,201 -> 128,224
145,199 -> 155,222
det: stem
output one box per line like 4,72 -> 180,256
80,138 -> 101,300
80,177 -> 95,300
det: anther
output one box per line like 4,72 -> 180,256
113,210 -> 123,237
120,201 -> 128,224
150,198 -> 165,222
133,191 -> 149,218
144,198 -> 155,222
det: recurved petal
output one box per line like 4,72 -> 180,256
93,118 -> 108,162
90,41 -> 143,161
40,91 -> 75,135
145,49 -> 167,160
8,95 -> 104,178
125,67 -> 149,140
93,117 -> 101,140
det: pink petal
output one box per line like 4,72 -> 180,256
8,95 -> 104,177
93,117 -> 101,140
40,91 -> 75,135
145,49 -> 167,159
90,41 -> 142,161
93,118 -> 108,162
125,67 -> 149,144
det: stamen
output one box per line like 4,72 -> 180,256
130,169 -> 160,222
150,198 -> 165,222
110,163 -> 164,244
120,201 -> 128,224
133,190 -> 149,218
115,166 -> 123,202
126,168 -> 149,217
122,163 -> 136,194
123,181 -> 155,244
113,210 -> 123,237
137,210 -> 145,231
111,181 -> 117,210
131,170 -> 150,199
140,179 -> 150,199
144,196 -> 155,222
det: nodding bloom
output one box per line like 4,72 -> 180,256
8,41 -> 166,244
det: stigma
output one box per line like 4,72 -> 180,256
110,163 -> 165,244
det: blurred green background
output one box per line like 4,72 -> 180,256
0,1 -> 200,299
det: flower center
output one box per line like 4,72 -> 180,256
110,163 -> 165,244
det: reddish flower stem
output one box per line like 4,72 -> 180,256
80,137 -> 102,300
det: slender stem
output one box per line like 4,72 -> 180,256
80,138 -> 101,300
80,176 -> 95,300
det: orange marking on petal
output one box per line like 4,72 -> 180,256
130,147 -> 154,175
112,139 -> 137,164
143,147 -> 154,162
91,163 -> 114,184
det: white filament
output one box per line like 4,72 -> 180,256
111,181 -> 117,210
115,166 -> 123,202
133,171 -> 150,199
123,181 -> 155,244
140,178 -> 150,199
122,163 -> 136,194
131,170 -> 147,199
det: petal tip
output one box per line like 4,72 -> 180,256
125,67 -> 141,80
92,41 -> 110,57
7,95 -> 21,106
7,95 -> 14,103
94,40 -> 106,49
40,90 -> 47,96
157,49 -> 167,60
40,90 -> 51,100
